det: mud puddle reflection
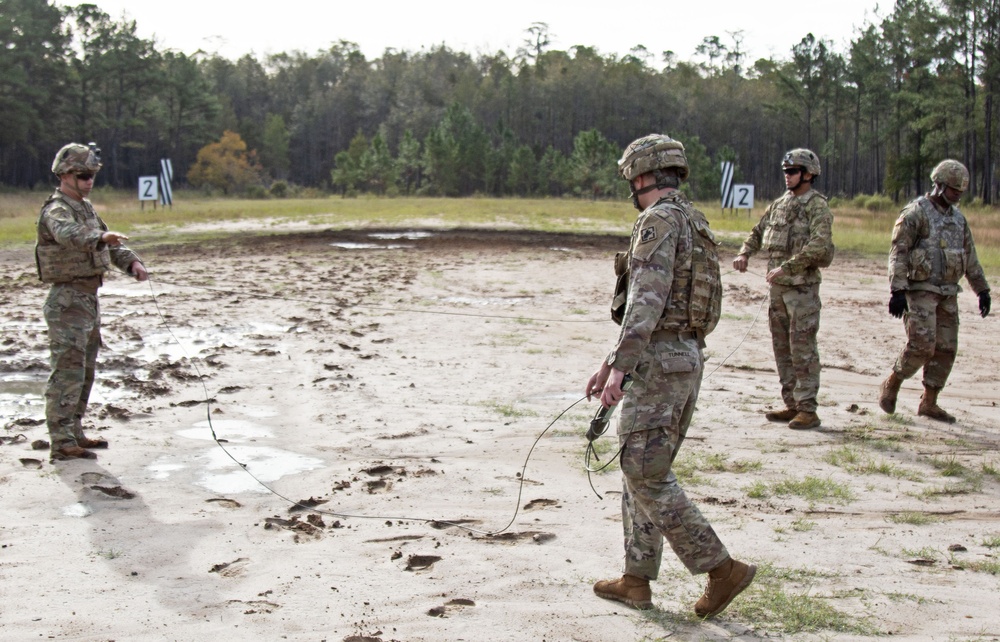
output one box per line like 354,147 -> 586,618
151,418 -> 323,494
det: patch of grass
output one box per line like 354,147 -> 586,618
671,455 -> 708,487
917,477 -> 983,499
980,534 -> 1000,549
885,591 -> 926,604
841,421 -> 913,451
982,460 -> 1000,481
762,476 -> 856,504
949,556 -> 1000,575
722,562 -> 876,635
887,512 -> 939,526
745,480 -> 770,499
826,446 -> 924,481
791,518 -> 817,532
730,458 -> 764,473
485,402 -> 534,418
929,455 -> 968,477
901,546 -> 940,560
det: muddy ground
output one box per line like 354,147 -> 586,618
0,224 -> 998,641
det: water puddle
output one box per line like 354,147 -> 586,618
129,321 -> 289,361
152,417 -> 323,494
197,446 -> 324,494
368,232 -> 434,240
0,374 -> 46,419
329,231 -> 435,251
179,419 -> 274,442
330,242 -> 408,250
62,503 -> 93,518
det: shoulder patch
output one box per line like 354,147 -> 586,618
631,208 -> 679,262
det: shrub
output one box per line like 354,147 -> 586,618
245,185 -> 268,199
863,194 -> 895,212
269,180 -> 289,198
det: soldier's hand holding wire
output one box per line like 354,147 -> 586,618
980,290 -> 991,318
888,290 -> 908,318
129,260 -> 149,282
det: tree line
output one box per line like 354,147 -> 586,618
2,0 -> 999,204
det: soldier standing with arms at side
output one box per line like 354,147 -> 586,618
877,160 -> 990,422
36,143 -> 148,461
586,134 -> 755,618
733,149 -> 834,430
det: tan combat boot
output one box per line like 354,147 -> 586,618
788,411 -> 820,430
764,407 -> 798,422
694,558 -> 757,618
918,386 -> 955,423
593,574 -> 653,610
77,436 -> 109,449
50,443 -> 97,461
878,371 -> 903,413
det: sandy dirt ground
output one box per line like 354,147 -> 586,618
1,222 -> 998,642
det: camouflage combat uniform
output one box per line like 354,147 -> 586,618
738,189 -> 834,413
36,189 -> 142,450
606,191 -> 729,579
887,196 -> 989,388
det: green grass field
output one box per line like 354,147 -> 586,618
2,190 -> 998,272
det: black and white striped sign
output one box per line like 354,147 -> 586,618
720,161 -> 735,207
159,158 -> 173,206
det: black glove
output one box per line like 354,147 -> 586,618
980,290 -> 991,318
888,290 -> 908,318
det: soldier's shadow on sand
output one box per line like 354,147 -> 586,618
55,460 -> 221,618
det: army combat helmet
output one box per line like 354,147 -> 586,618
930,159 -> 969,191
781,148 -> 821,177
618,134 -> 689,182
618,134 -> 688,210
51,142 -> 102,176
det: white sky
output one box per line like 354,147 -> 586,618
63,1 -> 886,62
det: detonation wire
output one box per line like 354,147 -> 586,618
145,274 -> 590,537
141,266 -> 769,532
579,268 -> 770,500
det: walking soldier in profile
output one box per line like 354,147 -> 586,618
586,134 -> 755,619
877,160 -> 991,422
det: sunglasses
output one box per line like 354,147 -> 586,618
783,168 -> 802,176
75,173 -> 95,181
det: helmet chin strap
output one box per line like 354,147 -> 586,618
629,181 -> 663,211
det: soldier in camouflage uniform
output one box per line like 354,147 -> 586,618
734,149 -> 834,430
878,160 -> 991,423
36,143 -> 148,461
586,134 -> 755,619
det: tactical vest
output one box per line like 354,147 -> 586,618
611,195 -> 722,339
35,192 -> 112,283
907,196 -> 968,293
761,190 -> 834,267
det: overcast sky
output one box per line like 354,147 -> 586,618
62,1 -> 886,63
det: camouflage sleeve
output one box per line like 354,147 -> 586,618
608,210 -> 681,373
737,205 -> 770,257
963,221 -> 990,295
98,215 -> 141,274
888,204 -> 923,292
109,245 -> 141,274
41,202 -> 104,251
782,197 -> 833,275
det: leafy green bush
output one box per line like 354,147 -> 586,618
269,180 -> 289,198
863,194 -> 895,212
245,185 -> 268,199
